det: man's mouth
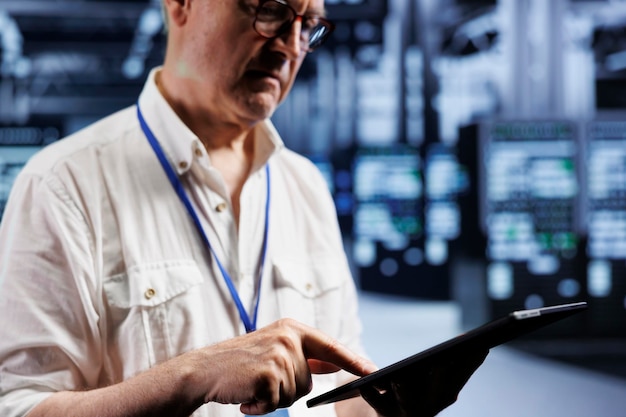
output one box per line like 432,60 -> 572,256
248,67 -> 282,79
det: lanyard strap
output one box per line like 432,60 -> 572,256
137,104 -> 270,333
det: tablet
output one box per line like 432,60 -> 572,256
307,301 -> 588,408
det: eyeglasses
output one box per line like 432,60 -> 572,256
253,0 -> 335,52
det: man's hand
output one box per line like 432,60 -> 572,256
359,349 -> 489,417
27,318 -> 376,417
178,318 -> 378,415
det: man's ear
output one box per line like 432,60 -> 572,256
163,0 -> 190,27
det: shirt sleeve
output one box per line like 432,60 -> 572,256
0,170 -> 103,417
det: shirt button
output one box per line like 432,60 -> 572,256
144,288 -> 156,300
179,161 -> 188,169
216,202 -> 228,212
305,283 -> 313,292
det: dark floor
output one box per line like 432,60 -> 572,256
513,338 -> 626,380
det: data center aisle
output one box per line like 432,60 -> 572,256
356,291 -> 626,417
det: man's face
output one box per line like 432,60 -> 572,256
173,0 -> 326,126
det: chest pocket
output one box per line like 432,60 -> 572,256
103,260 -> 205,375
272,258 -> 349,338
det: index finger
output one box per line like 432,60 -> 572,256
299,324 -> 377,377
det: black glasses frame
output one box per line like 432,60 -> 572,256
253,0 -> 335,52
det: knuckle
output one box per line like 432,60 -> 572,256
319,334 -> 341,357
275,317 -> 298,330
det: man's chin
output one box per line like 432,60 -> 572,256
242,93 -> 280,121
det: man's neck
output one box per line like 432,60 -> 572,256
155,68 -> 254,152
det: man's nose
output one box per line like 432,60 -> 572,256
274,16 -> 305,58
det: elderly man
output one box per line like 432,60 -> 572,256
0,1 -> 486,416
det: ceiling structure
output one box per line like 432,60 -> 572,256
0,0 -> 164,125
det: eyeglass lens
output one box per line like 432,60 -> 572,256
254,0 -> 334,51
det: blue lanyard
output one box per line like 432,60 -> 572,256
137,104 -> 270,333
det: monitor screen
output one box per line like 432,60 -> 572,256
480,121 -> 579,265
352,145 -> 422,250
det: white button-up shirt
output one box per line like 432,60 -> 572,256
0,68 -> 364,417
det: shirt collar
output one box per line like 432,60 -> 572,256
137,67 -> 285,176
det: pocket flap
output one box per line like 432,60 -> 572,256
272,258 -> 347,298
104,260 -> 204,308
